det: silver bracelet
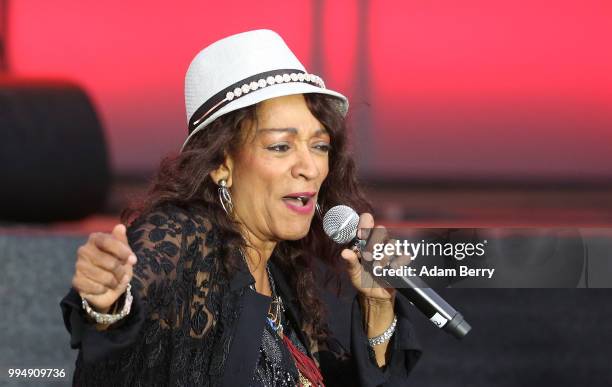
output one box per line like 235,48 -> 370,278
368,315 -> 398,346
81,284 -> 133,325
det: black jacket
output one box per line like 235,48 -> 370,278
61,202 -> 421,386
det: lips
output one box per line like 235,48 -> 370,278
282,192 -> 316,207
282,192 -> 316,214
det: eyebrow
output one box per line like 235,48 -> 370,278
257,127 -> 329,135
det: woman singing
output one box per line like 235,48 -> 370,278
61,29 -> 421,386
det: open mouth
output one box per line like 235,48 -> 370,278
282,195 -> 312,207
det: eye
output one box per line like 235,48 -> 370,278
267,143 -> 290,152
313,143 -> 332,153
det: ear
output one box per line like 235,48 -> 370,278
209,153 -> 235,187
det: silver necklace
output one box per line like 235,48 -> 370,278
266,265 -> 284,335
240,249 -> 284,335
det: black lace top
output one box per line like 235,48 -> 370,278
60,202 -> 422,386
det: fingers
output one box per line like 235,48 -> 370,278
357,213 -> 374,240
112,224 -> 138,265
75,247 -> 132,290
345,213 -> 410,298
342,247 -> 376,288
363,225 -> 389,261
89,228 -> 136,265
76,259 -> 122,289
72,273 -> 107,295
341,248 -> 361,273
388,250 -> 413,269
112,224 -> 130,247
72,226 -> 136,312
78,245 -> 126,282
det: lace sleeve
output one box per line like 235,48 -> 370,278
61,202 -> 223,386
127,203 -> 216,336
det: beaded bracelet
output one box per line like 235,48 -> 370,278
368,315 -> 398,346
81,284 -> 133,325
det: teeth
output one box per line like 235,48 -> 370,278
283,196 -> 309,206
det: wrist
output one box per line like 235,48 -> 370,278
87,294 -> 123,315
359,294 -> 395,319
359,294 -> 396,338
368,315 -> 397,346
91,304 -> 113,314
81,284 -> 133,326
358,293 -> 395,306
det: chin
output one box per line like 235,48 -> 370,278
277,221 -> 312,241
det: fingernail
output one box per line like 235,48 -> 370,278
129,254 -> 137,264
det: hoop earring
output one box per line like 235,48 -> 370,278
218,179 -> 233,215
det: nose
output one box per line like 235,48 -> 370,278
291,145 -> 320,180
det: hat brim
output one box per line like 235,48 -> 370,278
180,82 -> 349,151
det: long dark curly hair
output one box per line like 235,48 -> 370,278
121,93 -> 372,340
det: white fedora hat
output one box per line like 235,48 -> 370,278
182,29 -> 349,151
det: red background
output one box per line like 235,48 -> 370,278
7,0 -> 612,180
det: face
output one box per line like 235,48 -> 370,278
224,94 -> 330,244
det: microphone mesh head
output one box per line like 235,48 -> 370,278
322,205 -> 360,244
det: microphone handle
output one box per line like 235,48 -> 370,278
353,239 -> 471,340
394,275 -> 471,340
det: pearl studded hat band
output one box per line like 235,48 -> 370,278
187,68 -> 325,135
181,29 -> 349,151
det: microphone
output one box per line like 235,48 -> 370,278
322,205 -> 471,340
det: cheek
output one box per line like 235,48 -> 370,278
236,154 -> 285,196
319,157 -> 330,180
257,157 -> 286,185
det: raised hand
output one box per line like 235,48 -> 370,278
72,224 -> 137,313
